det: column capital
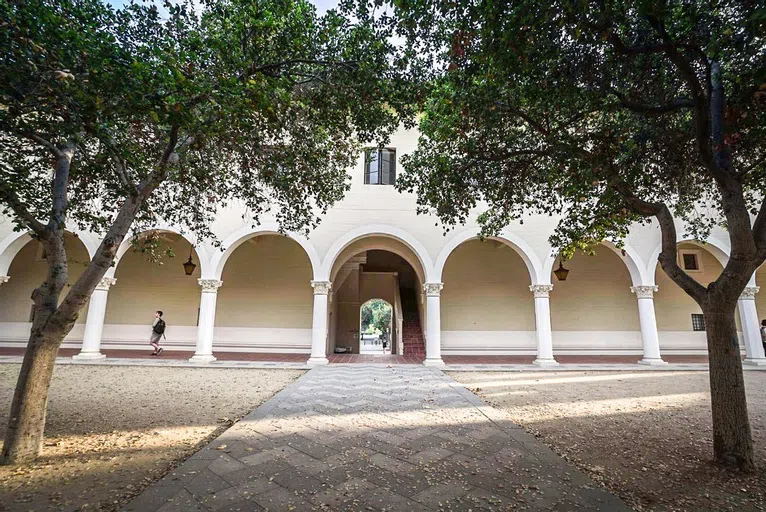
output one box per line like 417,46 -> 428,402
423,282 -> 443,297
198,279 -> 223,293
311,280 -> 332,295
529,284 -> 554,298
631,285 -> 658,299
740,286 -> 760,300
95,277 -> 117,291
0,276 -> 9,286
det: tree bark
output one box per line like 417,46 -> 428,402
2,228 -> 71,464
704,301 -> 755,471
1,129 -> 180,465
1,329 -> 62,463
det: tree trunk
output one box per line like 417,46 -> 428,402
704,302 -> 755,471
2,330 -> 62,464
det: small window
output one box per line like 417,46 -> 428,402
691,314 -> 706,331
679,250 -> 702,272
364,148 -> 396,185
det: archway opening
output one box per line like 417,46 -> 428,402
329,237 -> 426,358
441,238 -> 535,355
360,298 -> 393,354
654,242 -> 741,354
0,232 -> 92,347
216,234 -> 314,353
105,231 -> 201,351
549,246 -> 639,355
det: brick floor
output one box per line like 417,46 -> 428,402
124,366 -> 629,511
0,346 -> 713,365
328,354 -> 424,364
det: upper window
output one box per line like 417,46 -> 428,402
364,148 -> 396,185
679,250 -> 702,272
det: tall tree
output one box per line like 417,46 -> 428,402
0,0 -> 417,463
390,0 -> 766,469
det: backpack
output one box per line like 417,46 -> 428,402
154,319 -> 166,335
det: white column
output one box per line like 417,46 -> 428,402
530,285 -> 558,366
189,279 -> 222,363
74,277 -> 116,360
740,286 -> 766,366
631,285 -> 665,365
423,283 -> 445,367
309,280 -> 331,365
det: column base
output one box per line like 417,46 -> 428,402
533,358 -> 559,367
423,358 -> 445,367
188,354 -> 217,363
744,358 -> 766,367
72,352 -> 106,361
307,356 -> 329,366
637,358 -> 667,366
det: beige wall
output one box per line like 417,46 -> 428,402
654,243 -> 725,332
216,235 -> 313,328
106,234 -> 201,326
442,239 -> 535,331
0,234 -> 91,324
550,247 -> 638,331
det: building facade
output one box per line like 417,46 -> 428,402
1,127 -> 765,366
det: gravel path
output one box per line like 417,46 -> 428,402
0,365 -> 303,511
450,370 -> 766,511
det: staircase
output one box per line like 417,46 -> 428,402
400,288 -> 426,359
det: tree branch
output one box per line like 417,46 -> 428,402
753,196 -> 766,251
22,132 -> 64,159
611,181 -> 708,303
608,89 -> 694,116
48,140 -> 75,231
0,184 -> 47,237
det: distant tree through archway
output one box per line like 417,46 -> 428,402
360,299 -> 392,353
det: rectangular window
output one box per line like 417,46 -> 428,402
682,253 -> 699,271
691,313 -> 706,331
364,148 -> 396,185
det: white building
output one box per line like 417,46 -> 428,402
1,127 -> 764,366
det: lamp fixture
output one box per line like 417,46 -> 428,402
553,259 -> 569,281
183,246 -> 197,276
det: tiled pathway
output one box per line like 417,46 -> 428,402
125,366 -> 628,511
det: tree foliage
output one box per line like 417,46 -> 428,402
361,298 -> 392,335
0,0 -> 419,463
387,0 -> 765,470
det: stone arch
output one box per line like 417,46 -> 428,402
0,229 -> 98,276
542,241 -> 649,287
320,225 -> 434,283
0,230 -> 94,328
210,224 -> 320,281
110,225 -> 210,278
647,235 -> 747,283
548,243 -> 640,342
434,228 -> 543,285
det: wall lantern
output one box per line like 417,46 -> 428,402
183,246 -> 197,276
553,259 -> 570,281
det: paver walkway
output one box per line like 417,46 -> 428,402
126,366 -> 628,511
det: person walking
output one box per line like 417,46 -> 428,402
150,310 -> 166,356
761,319 -> 766,356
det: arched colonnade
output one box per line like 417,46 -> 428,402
0,224 -> 764,366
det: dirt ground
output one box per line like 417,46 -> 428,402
0,365 -> 303,512
451,370 -> 766,511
